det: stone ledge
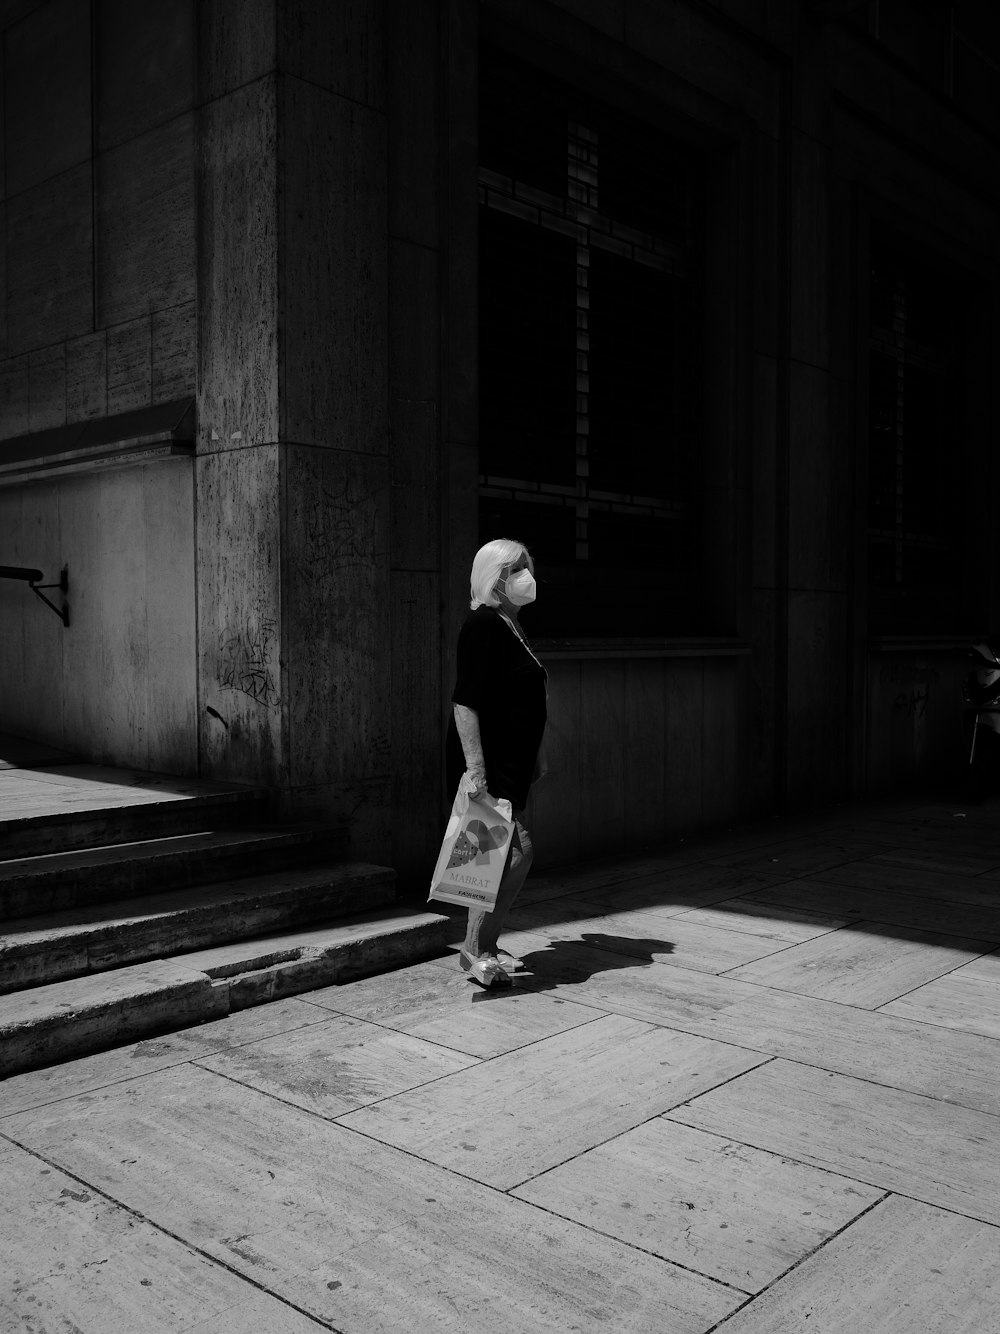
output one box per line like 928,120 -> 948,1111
0,909 -> 449,1077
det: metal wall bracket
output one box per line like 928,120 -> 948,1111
30,567 -> 70,627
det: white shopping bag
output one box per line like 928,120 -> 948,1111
428,786 -> 514,911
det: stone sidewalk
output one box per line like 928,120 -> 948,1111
2,793 -> 999,1332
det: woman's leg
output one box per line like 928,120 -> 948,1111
462,815 -> 533,961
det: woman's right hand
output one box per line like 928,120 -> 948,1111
460,768 -> 489,799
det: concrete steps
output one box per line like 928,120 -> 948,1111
0,757 -> 451,1077
0,826 -> 348,920
0,907 -> 448,1077
0,778 -> 270,858
0,861 -> 400,994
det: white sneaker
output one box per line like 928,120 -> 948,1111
461,953 -> 511,988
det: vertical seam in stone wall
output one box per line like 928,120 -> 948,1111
192,445 -> 203,778
88,0 -> 98,341
774,56 -> 793,811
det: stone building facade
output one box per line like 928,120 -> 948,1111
1,0 -> 998,886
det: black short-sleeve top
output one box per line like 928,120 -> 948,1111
445,605 -> 548,811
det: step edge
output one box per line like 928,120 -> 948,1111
1,861 -> 396,938
0,825 -> 349,875
0,915 -> 450,1076
0,787 -> 271,834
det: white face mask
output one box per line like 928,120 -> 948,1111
503,569 -> 536,606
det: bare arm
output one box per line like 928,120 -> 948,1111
453,704 -> 487,793
453,703 -> 485,771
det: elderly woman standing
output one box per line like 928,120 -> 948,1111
446,538 -> 548,988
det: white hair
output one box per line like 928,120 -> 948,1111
469,538 -> 533,610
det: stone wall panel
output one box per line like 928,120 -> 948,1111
283,443 -> 390,790
96,0 -> 195,151
387,0 -> 440,249
279,0 -> 385,110
27,345 -> 66,432
389,568 -> 443,883
107,318 -> 152,416
197,445 -> 285,785
65,333 -> 108,423
152,302 -> 196,405
390,401 -> 440,572
7,481 -> 65,749
280,77 -> 388,453
6,166 -> 92,352
144,462 -> 198,773
0,354 -> 29,437
623,658 -> 668,848
197,0 -> 276,102
197,79 -> 279,451
96,114 -> 196,328
0,202 -> 6,358
3,0 -> 90,195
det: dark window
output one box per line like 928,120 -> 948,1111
478,50 -> 705,637
479,209 -> 577,486
867,229 -> 969,632
876,0 -> 952,90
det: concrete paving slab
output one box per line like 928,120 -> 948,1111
513,1119 -> 884,1293
737,877 -> 1000,939
870,847 -> 1000,877
563,861 -> 796,913
713,1193 -> 1000,1334
0,998 -> 339,1117
194,1012 -> 480,1117
768,857 -> 1000,906
503,897 -> 825,974
512,844 -> 716,905
0,1138 -> 321,1334
501,945 -> 1000,1115
1,1063 -> 741,1333
878,951 -> 1000,1038
669,1058 -> 1000,1225
670,898 -> 856,942
336,1016 -> 767,1190
706,836 -> 891,877
303,957 -> 606,1059
725,921 -> 991,1006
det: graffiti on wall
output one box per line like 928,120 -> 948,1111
218,618 -> 280,708
878,663 -> 941,722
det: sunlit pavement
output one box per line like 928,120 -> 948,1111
2,792 -> 998,1332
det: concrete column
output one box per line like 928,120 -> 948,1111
196,0 -> 393,857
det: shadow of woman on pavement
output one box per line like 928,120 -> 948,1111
508,932 -> 675,993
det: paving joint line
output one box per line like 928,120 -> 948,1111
314,1100 -> 775,1296
288,987 -> 614,1065
727,888 -> 1000,943
503,1184 -> 756,1298
0,1010 -> 346,1120
660,1105 -> 1000,1224
873,945 -> 1000,1009
698,1189 -> 895,1333
531,984 -> 1000,1108
0,1127 -> 343,1333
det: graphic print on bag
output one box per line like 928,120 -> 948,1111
447,819 -> 511,868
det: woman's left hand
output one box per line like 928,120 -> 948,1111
459,768 -> 489,799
